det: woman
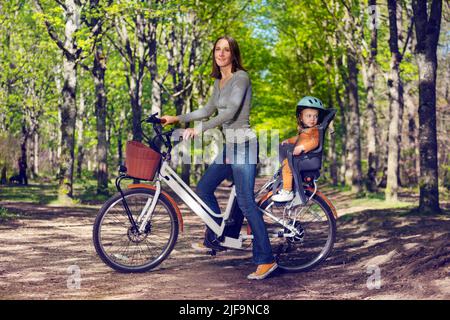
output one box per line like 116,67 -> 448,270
161,36 -> 277,280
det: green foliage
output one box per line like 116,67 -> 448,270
0,206 -> 19,221
0,184 -> 58,204
0,0 -> 447,198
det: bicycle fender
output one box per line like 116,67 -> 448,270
304,187 -> 338,218
128,183 -> 184,232
258,189 -> 338,219
257,191 -> 273,207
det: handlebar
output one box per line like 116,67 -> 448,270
145,113 -> 167,125
142,113 -> 175,158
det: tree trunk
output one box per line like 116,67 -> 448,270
148,14 -> 161,116
28,113 -> 39,179
386,0 -> 403,201
115,14 -> 145,142
36,0 -> 82,200
89,0 -> 109,195
334,56 -> 347,186
396,0 -> 406,188
328,119 -> 338,186
118,107 -> 125,166
402,83 -> 419,186
365,0 -> 378,192
33,130 -> 39,176
93,43 -> 108,194
128,67 -> 143,142
59,52 -> 78,199
346,48 -> 363,193
20,122 -> 29,185
1,167 -> 6,185
164,12 -> 199,185
412,0 -> 442,214
416,53 -> 441,213
325,56 -> 337,185
55,72 -> 63,162
76,90 -> 85,179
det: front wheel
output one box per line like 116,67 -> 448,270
93,188 -> 179,272
259,189 -> 336,272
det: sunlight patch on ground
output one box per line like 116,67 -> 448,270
362,249 -> 399,268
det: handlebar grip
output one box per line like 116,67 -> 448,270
145,113 -> 166,124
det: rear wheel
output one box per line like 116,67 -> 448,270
259,189 -> 336,272
93,188 -> 179,272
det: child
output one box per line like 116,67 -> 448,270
272,96 -> 324,202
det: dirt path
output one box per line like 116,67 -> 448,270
0,180 -> 449,300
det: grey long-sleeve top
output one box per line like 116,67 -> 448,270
177,70 -> 256,143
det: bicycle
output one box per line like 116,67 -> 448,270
93,112 -> 337,273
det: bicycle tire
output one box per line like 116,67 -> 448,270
259,189 -> 336,272
93,188 -> 179,273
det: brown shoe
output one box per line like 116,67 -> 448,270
247,262 -> 278,280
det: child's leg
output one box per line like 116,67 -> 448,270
281,158 -> 293,191
273,143 -> 295,202
278,142 -> 295,191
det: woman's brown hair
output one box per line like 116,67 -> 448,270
210,36 -> 247,79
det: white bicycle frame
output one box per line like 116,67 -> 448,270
135,156 -> 317,251
147,161 -> 250,249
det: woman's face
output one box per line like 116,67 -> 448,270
301,108 -> 319,128
214,39 -> 232,69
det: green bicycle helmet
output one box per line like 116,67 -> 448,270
296,96 -> 325,117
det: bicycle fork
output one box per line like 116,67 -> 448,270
136,180 -> 161,233
116,175 -> 138,230
116,175 -> 162,233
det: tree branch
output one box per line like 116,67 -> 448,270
400,16 -> 414,60
412,0 -> 427,44
105,33 -> 132,65
55,0 -> 67,10
428,0 -> 443,46
33,0 -> 75,59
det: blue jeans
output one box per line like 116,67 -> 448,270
196,140 -> 275,265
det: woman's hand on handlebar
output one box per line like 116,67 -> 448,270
161,115 -> 179,126
183,128 -> 199,140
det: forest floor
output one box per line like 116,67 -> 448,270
0,179 -> 449,300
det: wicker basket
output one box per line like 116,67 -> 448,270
125,141 -> 161,180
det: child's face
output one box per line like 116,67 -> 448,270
301,108 -> 319,128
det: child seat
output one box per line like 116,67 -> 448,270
282,109 -> 337,204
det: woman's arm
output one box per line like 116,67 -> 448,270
177,87 -> 217,123
199,72 -> 249,133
